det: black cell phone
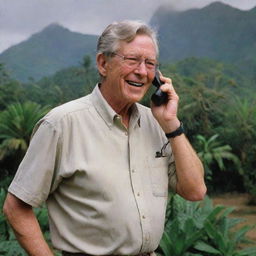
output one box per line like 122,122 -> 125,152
151,70 -> 168,106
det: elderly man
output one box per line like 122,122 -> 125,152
3,20 -> 206,256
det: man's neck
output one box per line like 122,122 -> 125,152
99,83 -> 133,128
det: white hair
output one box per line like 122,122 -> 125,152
97,20 -> 159,56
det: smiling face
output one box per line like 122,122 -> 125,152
97,34 -> 157,109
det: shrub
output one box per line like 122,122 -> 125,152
157,194 -> 256,256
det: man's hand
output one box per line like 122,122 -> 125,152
151,73 -> 207,201
151,73 -> 180,133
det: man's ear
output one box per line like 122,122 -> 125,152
96,53 -> 108,77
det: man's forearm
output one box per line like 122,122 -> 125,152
3,193 -> 53,256
170,134 -> 207,201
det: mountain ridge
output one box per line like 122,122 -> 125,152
0,24 -> 98,81
151,1 -> 256,64
1,1 -> 256,81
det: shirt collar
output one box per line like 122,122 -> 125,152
91,84 -> 141,129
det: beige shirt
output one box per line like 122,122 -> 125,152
8,84 -> 177,255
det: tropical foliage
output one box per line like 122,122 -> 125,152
195,134 -> 241,181
0,55 -> 256,254
0,102 -> 49,157
0,102 -> 49,177
157,194 -> 256,256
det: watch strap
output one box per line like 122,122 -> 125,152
165,122 -> 184,139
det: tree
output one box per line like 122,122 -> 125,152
0,64 -> 25,110
82,55 -> 92,71
178,83 -> 226,139
0,102 -> 49,173
195,134 -> 241,182
222,96 -> 256,202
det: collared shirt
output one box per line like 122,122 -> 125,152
8,84 -> 177,255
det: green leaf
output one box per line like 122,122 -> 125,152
233,224 -> 255,243
204,220 -> 227,252
159,231 -> 174,256
239,246 -> 256,256
194,241 -> 222,255
206,205 -> 226,222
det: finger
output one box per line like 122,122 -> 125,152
160,83 -> 179,100
160,76 -> 172,85
161,74 -> 174,87
160,82 -> 175,93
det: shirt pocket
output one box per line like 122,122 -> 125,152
147,157 -> 169,197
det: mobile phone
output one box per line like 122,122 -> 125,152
151,70 -> 168,106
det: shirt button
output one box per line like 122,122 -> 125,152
125,132 -> 128,136
142,215 -> 146,219
132,169 -> 135,173
137,192 -> 140,196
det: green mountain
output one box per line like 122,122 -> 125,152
0,24 -> 98,82
1,2 -> 256,82
151,1 -> 256,71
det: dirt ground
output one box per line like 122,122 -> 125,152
212,193 -> 256,243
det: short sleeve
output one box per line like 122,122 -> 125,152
8,120 -> 62,207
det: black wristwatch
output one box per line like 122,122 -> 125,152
165,122 -> 184,139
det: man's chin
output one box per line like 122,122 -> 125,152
123,85 -> 148,103
127,94 -> 145,104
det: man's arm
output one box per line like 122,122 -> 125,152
3,193 -> 54,256
151,74 -> 207,201
169,133 -> 206,201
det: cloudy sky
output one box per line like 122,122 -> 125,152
1,0 -> 256,53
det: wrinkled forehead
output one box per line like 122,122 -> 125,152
117,34 -> 157,58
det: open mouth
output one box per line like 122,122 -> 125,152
126,80 -> 144,87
